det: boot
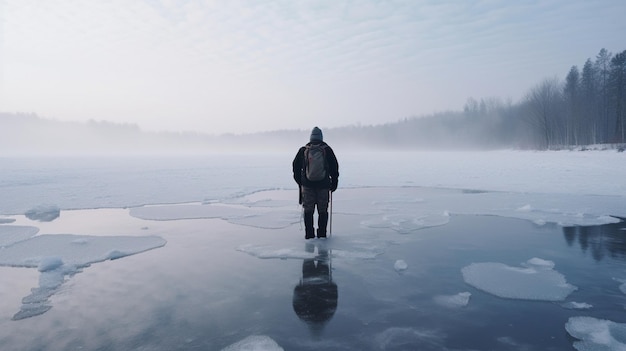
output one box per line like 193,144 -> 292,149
304,211 -> 315,239
317,211 -> 329,238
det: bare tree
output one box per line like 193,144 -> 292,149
525,77 -> 564,149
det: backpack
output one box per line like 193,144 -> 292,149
304,144 -> 328,182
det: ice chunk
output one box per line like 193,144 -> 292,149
37,256 -> 64,272
462,258 -> 576,301
0,218 -> 16,224
25,205 -> 60,222
433,292 -> 471,308
562,301 -> 593,310
565,316 -> 626,350
221,335 -> 284,351
394,260 -> 408,272
362,213 -> 450,234
236,244 -> 317,260
0,225 -> 39,247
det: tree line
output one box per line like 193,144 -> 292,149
525,48 -> 626,148
329,47 -> 626,150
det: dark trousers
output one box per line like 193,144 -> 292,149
301,186 -> 329,238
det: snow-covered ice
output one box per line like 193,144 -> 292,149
461,258 -> 577,301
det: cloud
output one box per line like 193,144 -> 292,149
2,0 -> 626,134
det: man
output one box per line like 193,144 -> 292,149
292,127 -> 339,239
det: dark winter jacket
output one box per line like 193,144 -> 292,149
292,141 -> 339,190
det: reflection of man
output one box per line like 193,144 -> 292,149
292,242 -> 338,336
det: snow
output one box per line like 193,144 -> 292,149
461,258 -> 577,301
565,317 -> 626,351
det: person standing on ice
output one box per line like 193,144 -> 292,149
292,127 -> 339,239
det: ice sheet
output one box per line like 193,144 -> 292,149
2,151 -> 625,229
462,258 -> 577,301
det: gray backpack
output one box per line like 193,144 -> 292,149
304,144 -> 328,181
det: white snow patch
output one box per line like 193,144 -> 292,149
394,260 -> 408,272
433,292 -> 471,308
565,316 -> 626,350
221,335 -> 284,351
462,258 -> 576,301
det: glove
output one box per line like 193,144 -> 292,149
330,178 -> 338,192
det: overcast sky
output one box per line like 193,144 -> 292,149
1,0 -> 625,135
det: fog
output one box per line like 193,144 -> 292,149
0,112 -> 510,156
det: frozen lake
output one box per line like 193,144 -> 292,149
1,151 -> 625,350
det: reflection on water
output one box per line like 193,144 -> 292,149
292,241 -> 338,337
563,219 -> 626,261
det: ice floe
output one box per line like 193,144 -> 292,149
130,202 -> 300,229
0,233 -> 166,320
221,335 -> 284,351
433,292 -> 471,308
461,258 -> 577,301
0,225 -> 39,247
237,242 -> 383,261
565,316 -> 626,350
562,301 -> 593,310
